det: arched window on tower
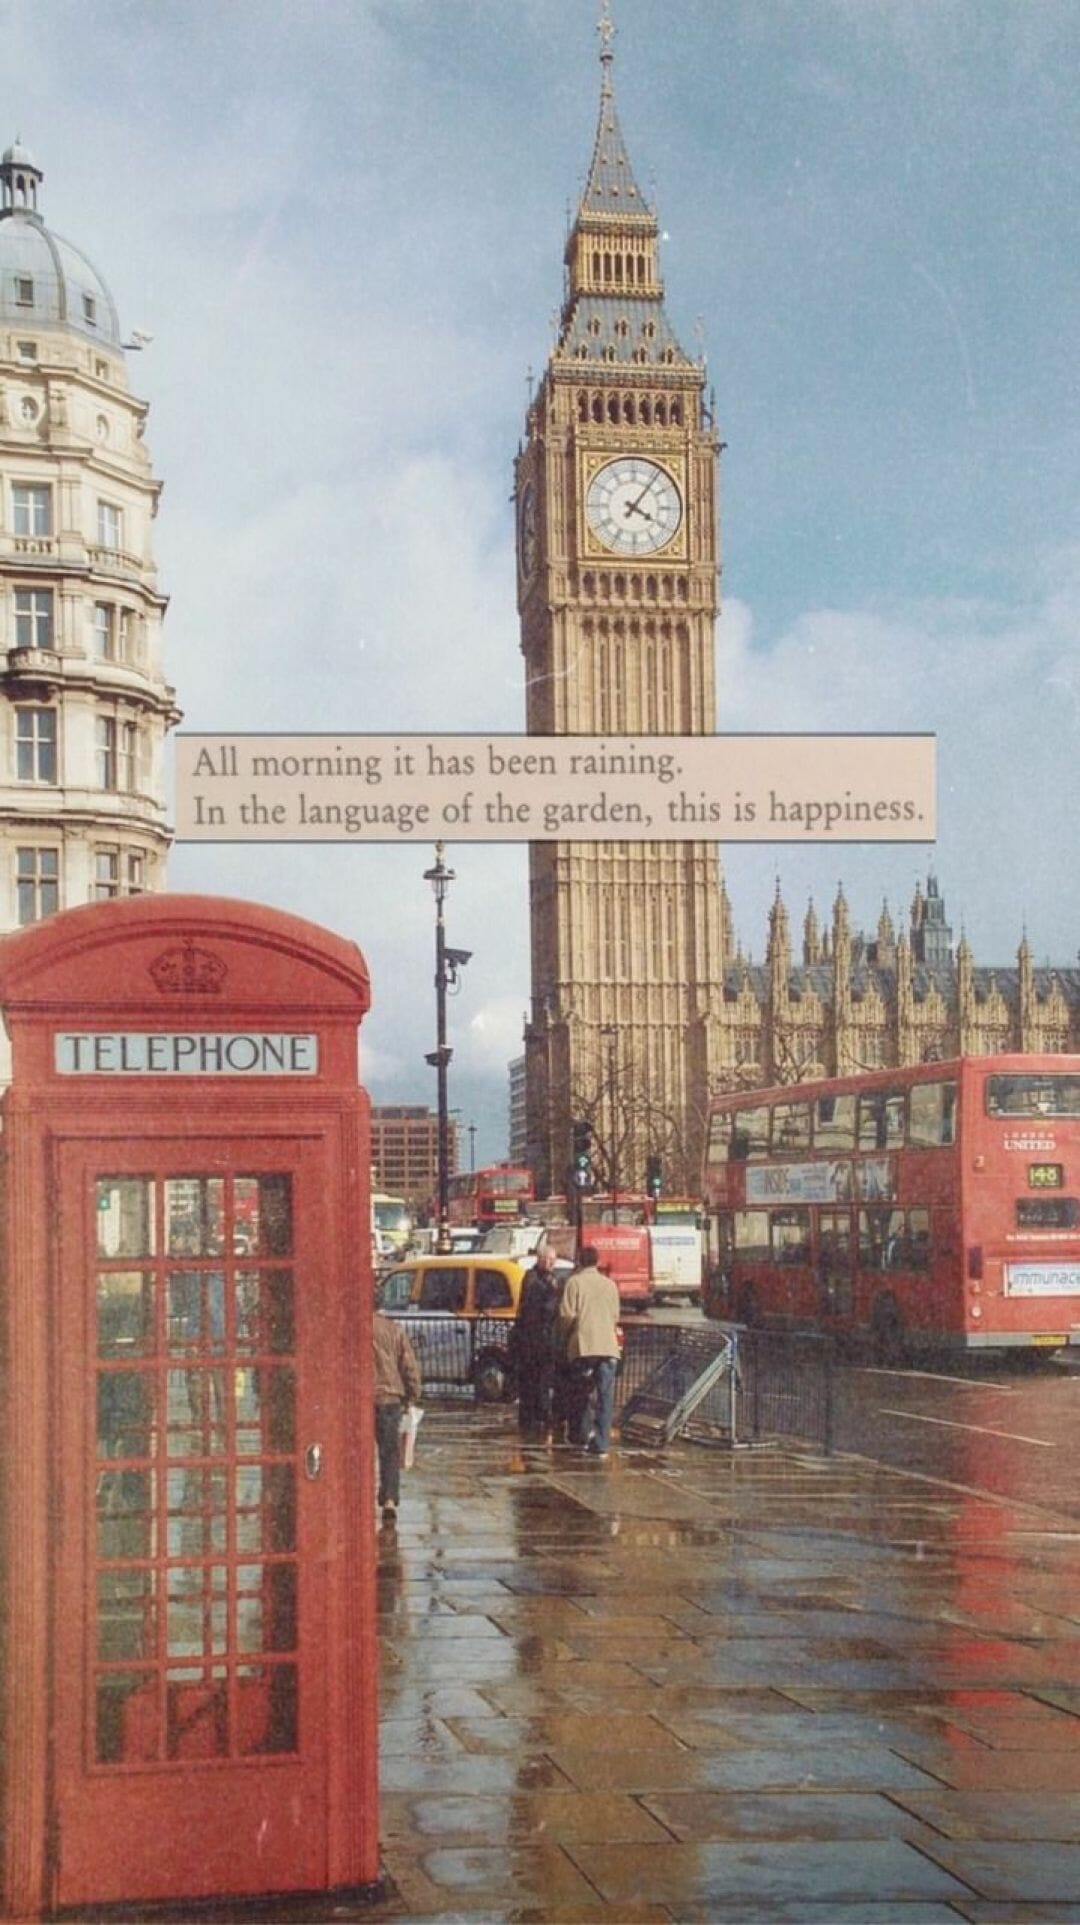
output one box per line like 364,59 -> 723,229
655,399 -> 667,426
591,394 -> 603,422
671,399 -> 683,426
640,396 -> 651,424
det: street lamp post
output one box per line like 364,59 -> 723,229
423,842 -> 470,1254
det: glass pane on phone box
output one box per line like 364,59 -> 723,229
97,1271 -> 155,1357
235,1367 -> 296,1454
97,1468 -> 155,1558
97,1370 -> 155,1459
167,1466 -> 227,1556
165,1177 -> 224,1256
96,1178 -> 154,1259
236,1269 -> 295,1354
167,1270 -> 225,1352
235,1463 -> 296,1553
166,1368 -> 227,1457
235,1174 -> 292,1257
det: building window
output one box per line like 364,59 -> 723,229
16,707 -> 57,783
118,719 -> 138,790
93,849 -> 120,898
91,602 -> 134,661
12,483 -> 51,536
14,276 -> 34,306
96,716 -> 140,791
14,587 -> 54,650
16,341 -> 37,362
16,847 -> 59,925
97,500 -> 122,550
96,716 -> 117,788
82,293 -> 97,326
92,846 -> 146,901
92,602 -> 114,657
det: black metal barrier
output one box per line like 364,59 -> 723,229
384,1312 -> 514,1402
618,1320 -> 835,1453
385,1310 -> 834,1452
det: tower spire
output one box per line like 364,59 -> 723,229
598,0 -> 615,88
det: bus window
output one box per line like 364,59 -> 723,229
818,1210 -> 854,1312
731,1107 -> 769,1161
858,1090 -> 905,1152
986,1073 -> 1080,1117
732,1210 -> 770,1259
771,1102 -> 811,1153
771,1209 -> 811,1265
906,1208 -> 931,1270
706,1112 -> 736,1164
859,1206 -> 902,1271
813,1092 -> 855,1152
909,1080 -> 957,1148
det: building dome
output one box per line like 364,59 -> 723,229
0,140 -> 121,346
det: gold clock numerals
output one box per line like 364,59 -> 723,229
585,456 -> 682,556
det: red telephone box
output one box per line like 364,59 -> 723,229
0,895 -> 379,1916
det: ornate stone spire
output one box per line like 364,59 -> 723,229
581,2 -> 648,216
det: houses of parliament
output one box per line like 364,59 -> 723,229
515,13 -> 1080,1197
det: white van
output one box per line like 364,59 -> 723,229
648,1224 -> 703,1302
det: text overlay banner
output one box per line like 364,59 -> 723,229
175,734 -> 935,844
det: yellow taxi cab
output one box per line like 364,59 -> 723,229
375,1254 -> 528,1400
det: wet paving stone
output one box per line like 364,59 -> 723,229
639,1788 -> 934,1842
891,1746 -> 1080,1792
379,1753 -> 575,1795
441,1710 -> 685,1756
563,1836 -> 972,1907
889,1789 -> 1080,1841
380,1788 -> 672,1845
915,1839 -> 1080,1902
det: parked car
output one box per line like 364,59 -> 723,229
376,1255 -> 528,1401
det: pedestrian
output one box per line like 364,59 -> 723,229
373,1310 -> 421,1523
558,1244 -> 621,1457
510,1241 -> 563,1439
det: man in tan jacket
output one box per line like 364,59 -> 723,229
558,1247 -> 621,1457
373,1311 -> 421,1519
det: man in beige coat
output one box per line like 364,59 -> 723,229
373,1311 -> 421,1519
559,1246 -> 621,1457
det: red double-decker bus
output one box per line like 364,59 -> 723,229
702,1054 -> 1080,1359
447,1163 -> 534,1229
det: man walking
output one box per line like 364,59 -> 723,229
559,1245 -> 621,1457
373,1311 -> 421,1522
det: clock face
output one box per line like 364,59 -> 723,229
519,482 -> 538,579
585,456 -> 682,556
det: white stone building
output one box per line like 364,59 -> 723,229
0,140 -> 177,931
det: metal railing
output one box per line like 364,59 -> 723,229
618,1320 -> 834,1452
384,1311 -> 834,1451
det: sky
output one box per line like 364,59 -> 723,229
6,0 -> 1080,1160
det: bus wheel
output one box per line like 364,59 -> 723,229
473,1352 -> 511,1403
871,1295 -> 906,1367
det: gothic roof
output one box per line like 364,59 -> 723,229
724,959 -> 1080,1014
581,55 -> 650,219
558,294 -> 689,366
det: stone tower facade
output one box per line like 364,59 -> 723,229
0,141 -> 177,932
517,25 -> 732,1197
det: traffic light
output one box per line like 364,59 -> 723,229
572,1118 -> 593,1190
645,1153 -> 663,1200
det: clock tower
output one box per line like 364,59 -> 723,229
518,15 -> 732,1196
